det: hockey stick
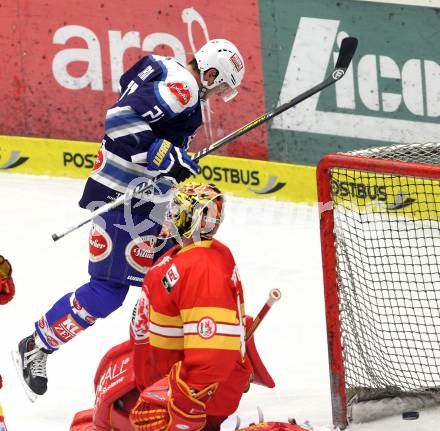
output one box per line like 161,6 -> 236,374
246,288 -> 281,341
51,37 -> 358,242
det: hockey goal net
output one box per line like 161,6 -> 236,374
317,143 -> 440,428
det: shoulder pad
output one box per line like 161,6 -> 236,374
156,59 -> 199,114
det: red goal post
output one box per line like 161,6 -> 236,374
317,145 -> 440,429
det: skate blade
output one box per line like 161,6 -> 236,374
11,349 -> 38,403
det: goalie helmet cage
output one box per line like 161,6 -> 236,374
317,143 -> 440,429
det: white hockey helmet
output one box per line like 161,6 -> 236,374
195,39 -> 245,102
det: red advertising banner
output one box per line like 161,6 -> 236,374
0,0 -> 267,159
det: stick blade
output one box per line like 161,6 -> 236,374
335,37 -> 358,70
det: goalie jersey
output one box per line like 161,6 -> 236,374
130,239 -> 252,416
79,55 -> 203,211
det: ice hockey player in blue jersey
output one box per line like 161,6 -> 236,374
13,39 -> 245,401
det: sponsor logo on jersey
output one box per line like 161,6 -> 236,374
162,263 -> 180,293
138,65 -> 154,81
38,317 -> 46,329
71,294 -> 97,325
72,297 -> 82,311
230,53 -> 243,72
92,146 -> 105,173
46,335 -> 60,348
0,150 -> 29,169
89,224 -> 113,262
167,82 -> 191,105
197,317 -> 216,339
52,315 -> 84,343
125,236 -> 156,273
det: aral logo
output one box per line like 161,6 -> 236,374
0,150 -> 29,169
273,16 -> 440,144
89,224 -> 112,262
125,236 -> 156,273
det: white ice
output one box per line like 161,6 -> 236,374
0,173 -> 439,430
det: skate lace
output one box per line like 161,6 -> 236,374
24,347 -> 48,378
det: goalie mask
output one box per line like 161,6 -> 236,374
195,39 -> 245,102
165,183 -> 224,240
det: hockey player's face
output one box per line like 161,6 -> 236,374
204,82 -> 237,102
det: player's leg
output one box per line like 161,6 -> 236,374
13,277 -> 129,400
13,207 -> 164,400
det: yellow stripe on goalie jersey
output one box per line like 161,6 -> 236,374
180,307 -> 239,324
149,333 -> 241,351
184,334 -> 241,350
149,333 -> 184,350
150,306 -> 183,327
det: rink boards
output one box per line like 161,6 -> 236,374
0,135 -> 316,203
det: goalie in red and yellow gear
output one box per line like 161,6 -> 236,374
128,183 -> 251,431
70,183 -> 275,431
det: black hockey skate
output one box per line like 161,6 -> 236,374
12,333 -> 52,402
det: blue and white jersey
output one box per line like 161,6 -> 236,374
79,55 -> 203,211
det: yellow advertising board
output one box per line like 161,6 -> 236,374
0,135 -> 317,203
330,168 -> 440,220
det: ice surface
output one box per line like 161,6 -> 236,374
0,173 -> 439,430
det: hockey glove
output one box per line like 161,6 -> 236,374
0,256 -> 14,305
129,361 -> 218,431
147,140 -> 200,183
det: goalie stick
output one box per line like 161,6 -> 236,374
246,288 -> 281,341
52,37 -> 358,242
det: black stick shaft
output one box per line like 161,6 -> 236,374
193,37 -> 358,160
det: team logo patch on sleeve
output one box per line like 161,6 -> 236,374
166,82 -> 191,105
131,290 -> 150,341
162,263 -> 180,292
197,317 -> 217,339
